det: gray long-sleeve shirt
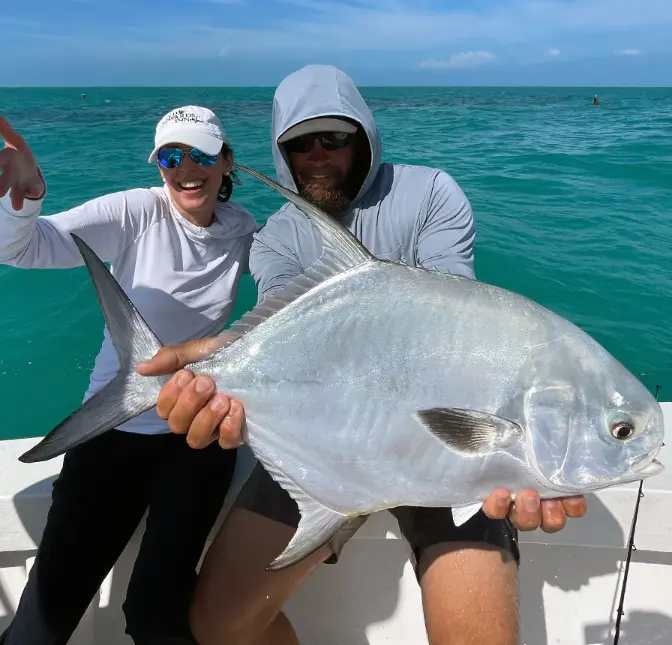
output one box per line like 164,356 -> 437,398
250,65 -> 476,300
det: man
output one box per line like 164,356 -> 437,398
139,65 -> 587,645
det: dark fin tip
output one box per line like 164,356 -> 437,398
417,407 -> 521,455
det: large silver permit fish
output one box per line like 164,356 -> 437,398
20,165 -> 665,571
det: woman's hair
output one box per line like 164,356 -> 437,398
217,142 -> 238,203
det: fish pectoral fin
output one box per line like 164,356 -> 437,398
267,497 -> 350,572
451,503 -> 483,527
415,407 -> 522,456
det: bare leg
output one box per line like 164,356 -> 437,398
264,612 -> 300,644
418,542 -> 519,645
189,508 -> 330,645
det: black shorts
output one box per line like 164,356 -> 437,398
234,463 -> 520,576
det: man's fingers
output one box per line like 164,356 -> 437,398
539,500 -> 567,533
561,495 -> 587,518
137,343 -> 203,375
481,489 -> 512,520
484,490 -> 586,533
184,393 -> 234,450
137,335 -> 238,376
217,398 -> 246,449
154,370 -> 244,451
165,376 -> 217,437
156,370 -> 195,420
509,490 -> 542,531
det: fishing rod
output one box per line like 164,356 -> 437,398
612,382 -> 662,645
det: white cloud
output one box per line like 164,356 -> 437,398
105,0 -> 672,60
18,0 -> 669,62
618,48 -> 641,55
262,0 -> 672,53
420,51 -> 497,70
0,17 -> 43,29
26,33 -> 80,42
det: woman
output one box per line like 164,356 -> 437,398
0,106 -> 256,645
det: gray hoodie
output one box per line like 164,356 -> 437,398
249,65 -> 476,301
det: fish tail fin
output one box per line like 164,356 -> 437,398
19,234 -> 166,463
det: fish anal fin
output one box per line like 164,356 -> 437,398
267,497 -> 350,571
248,430 -> 353,571
416,407 -> 522,456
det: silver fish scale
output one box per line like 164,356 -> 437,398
204,261 -> 572,514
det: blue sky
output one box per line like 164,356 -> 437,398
2,0 -> 672,86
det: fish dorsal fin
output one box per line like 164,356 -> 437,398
226,164 -> 376,339
226,253 -> 354,337
415,407 -> 522,455
235,164 -> 374,269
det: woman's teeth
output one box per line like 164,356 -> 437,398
179,180 -> 205,190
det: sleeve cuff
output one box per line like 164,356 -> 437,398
25,167 -> 47,202
1,168 -> 46,217
0,191 -> 44,218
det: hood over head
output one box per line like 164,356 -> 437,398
271,65 -> 382,207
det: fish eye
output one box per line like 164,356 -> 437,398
611,421 -> 635,440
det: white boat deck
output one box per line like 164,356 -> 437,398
1,402 -> 670,645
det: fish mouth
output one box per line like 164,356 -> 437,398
631,453 -> 665,476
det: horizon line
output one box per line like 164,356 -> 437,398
2,83 -> 672,89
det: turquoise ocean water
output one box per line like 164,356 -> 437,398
0,87 -> 670,440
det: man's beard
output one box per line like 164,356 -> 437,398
296,179 -> 352,216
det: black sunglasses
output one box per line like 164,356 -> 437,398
283,131 -> 354,154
